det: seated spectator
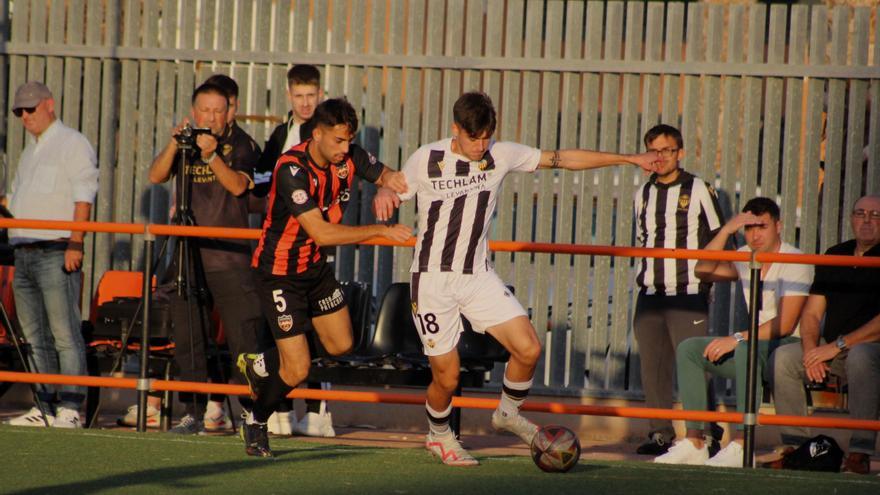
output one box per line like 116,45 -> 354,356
769,194 -> 880,475
654,197 -> 813,467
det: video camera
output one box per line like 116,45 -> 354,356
174,123 -> 212,148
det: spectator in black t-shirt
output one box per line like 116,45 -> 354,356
770,194 -> 880,474
148,81 -> 265,434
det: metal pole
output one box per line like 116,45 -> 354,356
743,251 -> 763,468
136,234 -> 154,432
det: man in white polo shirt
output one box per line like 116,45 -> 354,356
4,81 -> 99,429
654,197 -> 813,467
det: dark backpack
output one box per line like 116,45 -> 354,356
781,435 -> 844,472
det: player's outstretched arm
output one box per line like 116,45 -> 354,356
373,186 -> 401,222
537,149 -> 659,172
296,208 -> 412,247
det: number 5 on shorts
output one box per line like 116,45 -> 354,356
415,312 -> 439,334
272,289 -> 286,312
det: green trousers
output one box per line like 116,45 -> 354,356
677,335 -> 799,431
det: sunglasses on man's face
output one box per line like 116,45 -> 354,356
12,106 -> 37,118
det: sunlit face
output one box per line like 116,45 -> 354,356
225,95 -> 239,125
311,123 -> 353,166
743,212 -> 782,253
287,83 -> 322,123
451,123 -> 492,162
191,91 -> 228,135
850,196 -> 880,247
646,134 -> 684,181
18,98 -> 56,137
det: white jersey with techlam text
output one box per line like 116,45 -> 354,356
399,138 -> 541,274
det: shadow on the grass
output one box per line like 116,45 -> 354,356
5,449 -> 362,495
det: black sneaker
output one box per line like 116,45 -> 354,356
237,353 -> 266,400
240,421 -> 273,457
636,432 -> 673,455
706,423 -> 725,458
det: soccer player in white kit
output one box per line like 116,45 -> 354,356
374,92 -> 659,466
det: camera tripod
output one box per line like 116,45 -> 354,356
166,135 -> 237,432
0,297 -> 53,426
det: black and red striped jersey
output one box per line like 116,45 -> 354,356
252,140 -> 385,276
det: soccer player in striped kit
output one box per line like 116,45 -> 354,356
374,91 -> 658,466
632,124 -> 726,456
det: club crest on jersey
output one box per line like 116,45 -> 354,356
277,314 -> 293,332
678,194 -> 690,211
411,302 -> 418,314
222,144 -> 233,156
478,159 -> 489,171
336,163 -> 349,179
367,151 -> 377,165
292,189 -> 309,205
436,160 -> 446,171
426,339 -> 436,348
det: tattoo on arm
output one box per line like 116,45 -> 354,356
550,150 -> 561,169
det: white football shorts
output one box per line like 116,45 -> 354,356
409,270 -> 527,356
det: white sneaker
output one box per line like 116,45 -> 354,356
654,439 -> 709,465
425,431 -> 479,466
491,409 -> 539,447
53,407 -> 82,429
267,411 -> 296,436
203,402 -> 232,432
117,404 -> 160,428
6,407 -> 54,427
705,441 -> 750,468
293,411 -> 336,437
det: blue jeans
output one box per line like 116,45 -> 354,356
13,247 -> 86,409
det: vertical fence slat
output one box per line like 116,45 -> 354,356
573,1 -> 603,390
62,0 -> 85,128
491,0 -> 525,286
681,4 -> 705,191
550,0 -> 585,388
608,1 -> 644,393
512,0 -> 543,325
131,0 -> 160,268
269,0 -> 290,118
378,0 -> 406,294
781,6 -> 808,246
462,0 -> 484,92
326,0 -> 346,99
394,0 -> 425,283
92,0 -> 118,288
588,0 -> 623,391
481,0 -> 503,104
741,5 -> 765,200
533,0 -> 563,388
660,2 -> 683,125
249,0 -> 271,147
843,8 -> 870,211
869,10 -> 880,195
440,0 -> 464,134
357,0 -> 386,287
801,7 -> 828,256
761,5 -> 786,203
820,7 -> 848,251
44,0 -> 64,99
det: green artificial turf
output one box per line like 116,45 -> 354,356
1,426 -> 877,494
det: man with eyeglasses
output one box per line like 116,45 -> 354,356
769,194 -> 880,474
4,81 -> 99,429
632,124 -> 726,456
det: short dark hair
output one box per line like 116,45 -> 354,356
287,65 -> 321,87
191,82 -> 229,106
204,74 -> 239,99
312,98 -> 358,134
453,92 -> 496,137
742,197 -> 781,221
644,124 -> 684,149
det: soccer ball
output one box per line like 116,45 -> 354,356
530,425 -> 581,473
